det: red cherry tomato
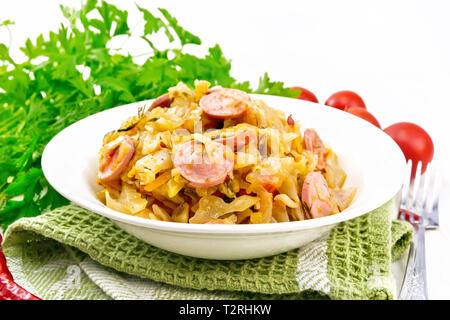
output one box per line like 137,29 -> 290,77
291,87 -> 319,103
325,90 -> 366,110
384,122 -> 434,174
346,107 -> 381,128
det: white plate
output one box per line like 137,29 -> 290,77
42,94 -> 406,260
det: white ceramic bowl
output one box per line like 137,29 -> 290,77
42,94 -> 406,260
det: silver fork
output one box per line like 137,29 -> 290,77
398,160 -> 440,300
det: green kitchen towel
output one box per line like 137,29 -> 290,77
1,199 -> 413,300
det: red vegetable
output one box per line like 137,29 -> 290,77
263,184 -> 279,194
384,122 -> 434,173
237,189 -> 252,196
0,234 -> 41,300
287,114 -> 295,126
346,107 -> 381,128
0,277 -> 41,300
325,90 -> 366,110
0,235 -> 13,282
291,87 -> 319,103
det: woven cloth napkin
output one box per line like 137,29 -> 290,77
1,199 -> 412,300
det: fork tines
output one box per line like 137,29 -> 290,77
400,160 -> 440,229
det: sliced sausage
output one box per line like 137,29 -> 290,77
206,85 -> 223,94
301,172 -> 332,219
148,93 -> 171,112
98,136 -> 135,182
217,128 -> 258,151
200,88 -> 251,119
173,140 -> 234,188
303,128 -> 327,170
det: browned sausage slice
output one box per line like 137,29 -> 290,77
206,85 -> 223,94
301,172 -> 332,219
200,88 -> 251,119
217,128 -> 258,151
148,93 -> 171,112
98,136 -> 135,182
303,128 -> 327,170
173,140 -> 234,188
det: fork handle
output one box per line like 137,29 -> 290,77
399,221 -> 428,300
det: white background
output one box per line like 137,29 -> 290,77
1,0 -> 449,299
